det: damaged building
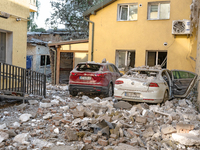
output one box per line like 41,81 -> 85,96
83,0 -> 197,73
48,39 -> 89,84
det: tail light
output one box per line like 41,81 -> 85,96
95,73 -> 106,78
115,80 -> 124,84
70,72 -> 77,76
149,82 -> 159,87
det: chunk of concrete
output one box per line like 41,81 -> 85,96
13,133 -> 30,145
19,114 -> 32,123
114,101 -> 132,109
161,125 -> 176,135
40,102 -> 52,108
32,139 -> 54,148
135,116 -> 147,124
114,143 -> 139,150
43,113 -> 52,120
0,132 -> 9,143
16,104 -> 28,110
65,128 -> 78,141
176,123 -> 194,133
28,100 -> 38,105
172,133 -> 200,146
0,123 -> 6,130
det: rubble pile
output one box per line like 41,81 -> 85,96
0,84 -> 200,150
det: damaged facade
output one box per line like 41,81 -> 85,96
48,39 -> 89,84
27,38 -> 51,75
0,0 -> 37,67
83,0 -> 197,73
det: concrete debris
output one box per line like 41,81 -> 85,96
113,101 -> 132,109
0,84 -> 199,149
19,114 -> 32,122
28,100 -> 39,105
13,133 -> 30,145
0,132 -> 9,143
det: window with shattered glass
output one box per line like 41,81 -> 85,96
118,4 -> 138,21
116,50 -> 135,71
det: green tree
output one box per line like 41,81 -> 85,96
46,0 -> 101,35
27,0 -> 40,31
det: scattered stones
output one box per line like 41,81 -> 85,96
0,84 -> 199,149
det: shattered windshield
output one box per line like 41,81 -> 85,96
125,70 -> 159,79
76,64 -> 102,72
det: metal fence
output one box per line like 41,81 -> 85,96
0,62 -> 46,97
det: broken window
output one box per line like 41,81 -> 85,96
118,4 -> 138,21
148,2 -> 170,20
116,50 -> 135,70
0,32 -> 6,63
146,51 -> 167,68
40,55 -> 50,66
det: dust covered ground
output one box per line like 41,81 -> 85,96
0,84 -> 200,150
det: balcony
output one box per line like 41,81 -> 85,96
29,0 -> 37,12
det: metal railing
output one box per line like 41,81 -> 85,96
0,62 -> 46,98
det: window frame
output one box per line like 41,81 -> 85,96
0,31 -> 6,63
145,50 -> 167,68
148,1 -> 170,20
117,3 -> 138,21
40,55 -> 50,67
115,50 -> 135,70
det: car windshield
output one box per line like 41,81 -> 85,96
125,70 -> 159,78
76,64 -> 102,72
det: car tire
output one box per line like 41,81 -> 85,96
69,90 -> 78,96
106,83 -> 113,97
163,90 -> 169,103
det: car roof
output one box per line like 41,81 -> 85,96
130,66 -> 168,72
77,61 -> 114,66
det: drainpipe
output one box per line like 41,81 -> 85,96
84,17 -> 94,61
50,48 -> 57,85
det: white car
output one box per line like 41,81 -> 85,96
114,66 -> 197,103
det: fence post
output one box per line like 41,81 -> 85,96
43,74 -> 46,98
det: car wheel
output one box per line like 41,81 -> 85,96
106,83 -> 113,97
163,90 -> 169,103
69,90 -> 78,96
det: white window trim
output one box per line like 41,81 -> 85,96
116,50 -> 135,70
117,3 -> 138,21
148,1 -> 170,20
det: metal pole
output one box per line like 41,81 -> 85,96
84,17 -> 94,61
44,55 -> 47,75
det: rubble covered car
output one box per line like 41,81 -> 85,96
69,62 -> 122,97
114,66 -> 197,103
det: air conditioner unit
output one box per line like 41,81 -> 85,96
172,20 -> 191,35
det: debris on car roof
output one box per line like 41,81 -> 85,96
135,65 -> 162,70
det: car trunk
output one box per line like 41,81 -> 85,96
119,77 -> 150,92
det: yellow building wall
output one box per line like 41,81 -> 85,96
88,0 -> 197,72
0,0 -> 31,68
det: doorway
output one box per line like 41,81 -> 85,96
59,52 -> 73,84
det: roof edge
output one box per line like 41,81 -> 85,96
83,0 -> 117,17
48,39 -> 89,47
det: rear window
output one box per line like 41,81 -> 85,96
76,64 -> 102,72
126,70 -> 159,78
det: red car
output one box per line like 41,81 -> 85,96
69,62 -> 122,97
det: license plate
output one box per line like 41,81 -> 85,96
125,92 -> 140,98
79,76 -> 91,80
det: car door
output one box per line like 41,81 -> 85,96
111,65 -> 121,79
171,70 -> 198,98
